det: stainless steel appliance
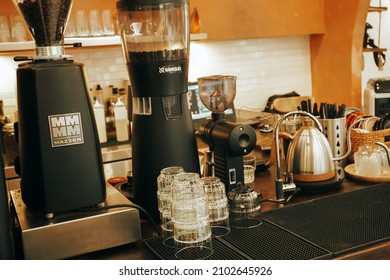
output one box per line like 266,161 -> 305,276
364,78 -> 390,117
116,0 -> 200,221
13,0 -> 106,216
10,185 -> 140,260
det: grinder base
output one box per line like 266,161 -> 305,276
295,176 -> 343,194
10,185 -> 141,260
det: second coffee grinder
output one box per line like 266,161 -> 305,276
197,75 -> 257,192
117,0 -> 200,221
13,0 -> 106,217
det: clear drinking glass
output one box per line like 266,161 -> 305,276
228,185 -> 262,229
75,10 -> 90,37
243,165 -> 255,184
89,10 -> 103,37
202,176 -> 230,237
243,155 -> 256,184
171,172 -> 213,259
354,144 -> 382,177
0,15 -> 11,43
101,9 -> 115,36
10,15 -> 26,42
156,166 -> 184,247
64,13 -> 76,37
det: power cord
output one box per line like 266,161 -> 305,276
259,190 -> 299,205
53,203 -> 162,238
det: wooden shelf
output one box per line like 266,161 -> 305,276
363,48 -> 387,53
190,33 -> 208,40
0,34 -> 208,53
369,6 -> 388,12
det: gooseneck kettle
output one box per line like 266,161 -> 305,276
281,113 -> 351,183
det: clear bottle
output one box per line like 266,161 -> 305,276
114,97 -> 129,142
93,97 -> 107,143
118,88 -> 127,109
95,84 -> 104,105
105,85 -> 116,138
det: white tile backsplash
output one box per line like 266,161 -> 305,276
0,35 -> 312,120
189,36 -> 312,111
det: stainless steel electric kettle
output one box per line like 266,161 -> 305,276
280,112 -> 351,183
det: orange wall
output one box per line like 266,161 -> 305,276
310,0 -> 370,107
190,0 -> 325,40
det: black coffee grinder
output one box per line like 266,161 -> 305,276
197,75 -> 257,192
13,0 -> 106,217
117,0 -> 200,221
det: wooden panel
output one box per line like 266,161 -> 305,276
189,0 -> 325,40
310,0 -> 370,108
72,0 -> 116,13
2,1 -> 18,14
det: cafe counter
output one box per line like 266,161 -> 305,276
72,110 -> 390,260
74,161 -> 390,260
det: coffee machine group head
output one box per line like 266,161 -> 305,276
197,75 -> 257,192
116,0 -> 200,221
13,0 -> 106,217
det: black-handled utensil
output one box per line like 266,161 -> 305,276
313,103 -> 319,116
300,100 -> 307,112
337,104 -> 346,118
307,98 -> 312,114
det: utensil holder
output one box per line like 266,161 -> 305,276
319,117 -> 347,180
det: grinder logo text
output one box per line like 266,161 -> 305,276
159,65 -> 182,74
48,113 -> 84,147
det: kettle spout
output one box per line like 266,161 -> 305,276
375,142 -> 390,166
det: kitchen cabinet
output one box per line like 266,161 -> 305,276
189,0 -> 326,40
